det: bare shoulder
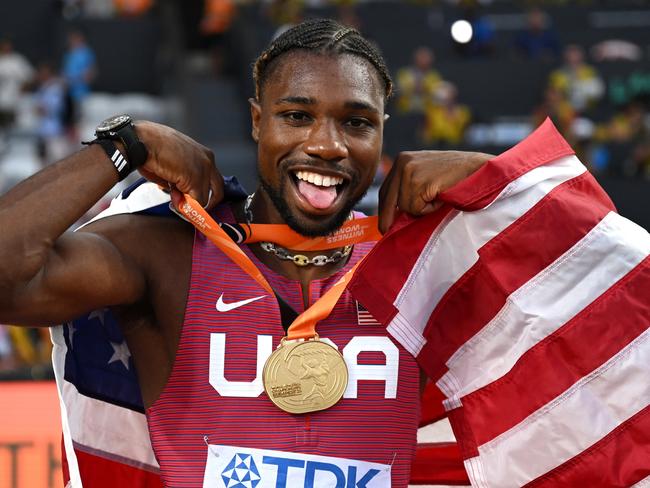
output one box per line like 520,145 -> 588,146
79,212 -> 195,272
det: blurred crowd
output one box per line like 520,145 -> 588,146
391,6 -> 649,179
1,0 -> 649,376
0,29 -> 96,169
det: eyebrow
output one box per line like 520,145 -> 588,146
275,96 -> 314,105
344,100 -> 380,114
274,96 -> 380,114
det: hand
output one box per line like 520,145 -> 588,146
378,150 -> 493,233
135,121 -> 224,209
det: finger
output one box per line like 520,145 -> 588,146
378,163 -> 402,233
180,163 -> 212,208
169,187 -> 184,210
399,174 -> 442,217
418,200 -> 444,215
397,166 -> 419,216
205,167 -> 225,210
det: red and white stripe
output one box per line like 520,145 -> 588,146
351,118 -> 650,487
50,326 -> 162,488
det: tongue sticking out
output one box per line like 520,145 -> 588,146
297,180 -> 338,209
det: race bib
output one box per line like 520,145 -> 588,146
203,444 -> 391,488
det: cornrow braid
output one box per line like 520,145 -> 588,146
253,18 -> 393,101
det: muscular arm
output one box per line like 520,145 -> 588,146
0,121 -> 222,327
0,144 -> 146,326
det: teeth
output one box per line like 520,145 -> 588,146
295,171 -> 343,187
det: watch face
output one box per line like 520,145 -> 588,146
96,114 -> 131,133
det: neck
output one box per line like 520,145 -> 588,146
230,188 -> 351,284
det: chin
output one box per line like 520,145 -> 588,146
260,177 -> 365,238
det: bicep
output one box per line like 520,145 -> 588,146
7,229 -> 146,327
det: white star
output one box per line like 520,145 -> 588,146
66,322 -> 76,349
108,341 -> 131,370
88,309 -> 108,326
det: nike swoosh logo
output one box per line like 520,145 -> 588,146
216,293 -> 267,312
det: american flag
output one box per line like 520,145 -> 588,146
349,119 -> 650,487
51,178 -> 469,487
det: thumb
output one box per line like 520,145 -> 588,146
170,187 -> 184,210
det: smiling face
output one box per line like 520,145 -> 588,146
250,50 -> 385,237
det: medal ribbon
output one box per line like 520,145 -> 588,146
218,216 -> 382,250
177,195 -> 376,341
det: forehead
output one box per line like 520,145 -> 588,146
262,51 -> 385,111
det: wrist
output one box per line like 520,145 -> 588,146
85,139 -> 132,181
94,114 -> 149,175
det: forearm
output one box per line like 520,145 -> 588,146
0,144 -> 119,289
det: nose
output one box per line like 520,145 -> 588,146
303,120 -> 349,162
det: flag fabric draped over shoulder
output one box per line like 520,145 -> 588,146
51,178 -> 248,488
51,181 -> 169,488
349,118 -> 650,487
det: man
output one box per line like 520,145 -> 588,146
61,30 -> 96,118
0,38 -> 34,134
0,19 -> 489,487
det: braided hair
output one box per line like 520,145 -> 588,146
253,18 -> 393,102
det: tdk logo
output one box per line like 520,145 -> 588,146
220,452 -> 381,488
222,453 -> 261,488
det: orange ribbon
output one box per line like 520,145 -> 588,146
237,219 -> 382,250
176,194 -> 377,341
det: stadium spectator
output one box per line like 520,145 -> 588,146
0,39 -> 34,136
395,46 -> 442,114
455,3 -> 496,58
594,99 -> 648,145
514,8 -> 561,61
0,324 -> 53,373
113,0 -> 154,16
532,86 -> 576,138
33,62 -> 69,166
631,136 -> 650,179
548,44 -> 604,113
421,81 -> 471,146
590,99 -> 649,176
0,325 -> 16,370
62,30 -> 97,113
200,0 -> 236,75
267,0 -> 305,40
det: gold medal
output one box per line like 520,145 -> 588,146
263,335 -> 348,414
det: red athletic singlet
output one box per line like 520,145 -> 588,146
146,204 -> 421,488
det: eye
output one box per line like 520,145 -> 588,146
281,111 -> 312,124
346,117 -> 373,130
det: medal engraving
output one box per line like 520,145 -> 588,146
263,338 -> 348,414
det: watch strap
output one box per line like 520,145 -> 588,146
84,139 -> 133,181
114,123 -> 148,169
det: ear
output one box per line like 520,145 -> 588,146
249,97 -> 261,143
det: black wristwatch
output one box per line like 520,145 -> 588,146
89,114 -> 148,180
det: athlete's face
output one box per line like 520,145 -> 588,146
250,51 -> 385,237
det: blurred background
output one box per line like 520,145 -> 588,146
0,0 -> 648,485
